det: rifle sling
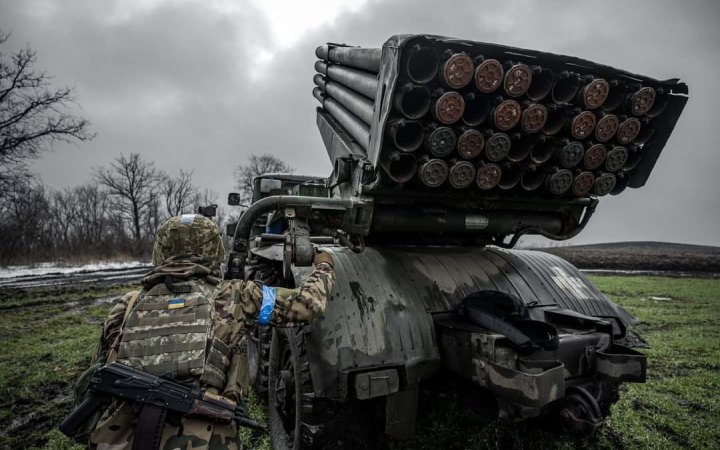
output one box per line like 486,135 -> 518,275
132,404 -> 167,450
107,290 -> 143,363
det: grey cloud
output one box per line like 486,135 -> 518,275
1,0 -> 718,245
1,0 -> 272,196
243,0 -> 720,245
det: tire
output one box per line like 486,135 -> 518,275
268,327 -> 324,450
246,259 -> 280,399
247,325 -> 271,398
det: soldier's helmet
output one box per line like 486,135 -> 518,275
152,214 -> 225,265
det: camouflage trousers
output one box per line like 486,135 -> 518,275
90,401 -> 240,450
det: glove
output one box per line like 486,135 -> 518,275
313,250 -> 334,268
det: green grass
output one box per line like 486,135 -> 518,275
382,276 -> 720,450
591,276 -> 720,450
0,285 -> 134,449
0,276 -> 718,450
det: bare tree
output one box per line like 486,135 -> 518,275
0,31 -> 93,193
94,153 -> 165,246
234,153 -> 292,203
73,183 -> 110,248
0,179 -> 52,263
144,196 -> 163,240
162,169 -> 197,216
50,188 -> 79,251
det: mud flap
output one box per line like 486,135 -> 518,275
475,359 -> 565,409
385,384 -> 418,440
595,344 -> 647,382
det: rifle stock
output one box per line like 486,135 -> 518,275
59,362 -> 266,440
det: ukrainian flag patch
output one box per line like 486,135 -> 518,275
168,298 -> 186,309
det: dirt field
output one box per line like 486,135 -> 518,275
1,275 -> 718,450
540,242 -> 720,274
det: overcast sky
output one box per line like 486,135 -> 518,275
1,0 -> 719,246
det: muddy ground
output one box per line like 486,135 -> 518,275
1,270 -> 719,449
541,242 -> 720,274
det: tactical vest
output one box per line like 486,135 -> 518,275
115,278 -> 230,389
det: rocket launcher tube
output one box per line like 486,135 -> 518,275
605,146 -> 629,172
499,164 -> 522,190
448,160 -> 476,189
462,92 -> 491,126
646,90 -> 668,118
573,171 -> 595,196
476,162 -> 503,190
594,173 -> 617,196
530,139 -> 555,165
474,58 -> 504,93
520,165 -> 547,191
456,128 -> 485,159
439,51 -> 474,89
583,143 -> 607,171
594,113 -> 619,142
417,156 -> 449,188
602,80 -> 626,112
578,78 -> 610,109
527,67 -> 554,101
504,63 -> 533,97
425,125 -> 457,157
630,87 -> 656,116
507,135 -> 533,163
314,61 -> 378,100
556,140 -> 585,168
432,90 -> 465,125
315,45 -> 382,73
381,151 -> 417,183
314,75 -> 375,125
484,131 -> 512,162
386,119 -> 424,153
552,71 -> 581,103
405,44 -> 438,84
616,117 -> 642,144
393,83 -> 431,119
313,88 -> 370,150
542,104 -> 570,135
635,119 -> 654,144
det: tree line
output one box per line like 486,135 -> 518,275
0,30 -> 293,265
0,153 -> 223,264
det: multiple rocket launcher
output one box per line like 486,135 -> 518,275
312,36 -> 687,200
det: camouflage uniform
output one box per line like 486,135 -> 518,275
88,214 -> 335,450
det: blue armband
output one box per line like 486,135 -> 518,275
258,286 -> 277,326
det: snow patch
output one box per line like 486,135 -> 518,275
0,260 -> 151,279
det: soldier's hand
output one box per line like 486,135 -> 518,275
313,250 -> 334,268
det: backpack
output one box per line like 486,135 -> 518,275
114,277 -> 231,389
68,290 -> 141,445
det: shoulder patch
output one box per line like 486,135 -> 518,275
168,298 -> 186,309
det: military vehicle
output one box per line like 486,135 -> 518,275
225,35 -> 688,449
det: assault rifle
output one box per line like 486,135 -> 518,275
59,362 -> 266,440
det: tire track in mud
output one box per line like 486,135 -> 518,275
0,265 -> 151,290
0,287 -> 122,447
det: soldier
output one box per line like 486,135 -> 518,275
84,213 -> 335,450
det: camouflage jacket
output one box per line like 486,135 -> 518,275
89,257 -> 335,450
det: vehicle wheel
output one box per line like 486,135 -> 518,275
557,386 -> 602,435
248,325 -> 271,398
268,327 -> 325,450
